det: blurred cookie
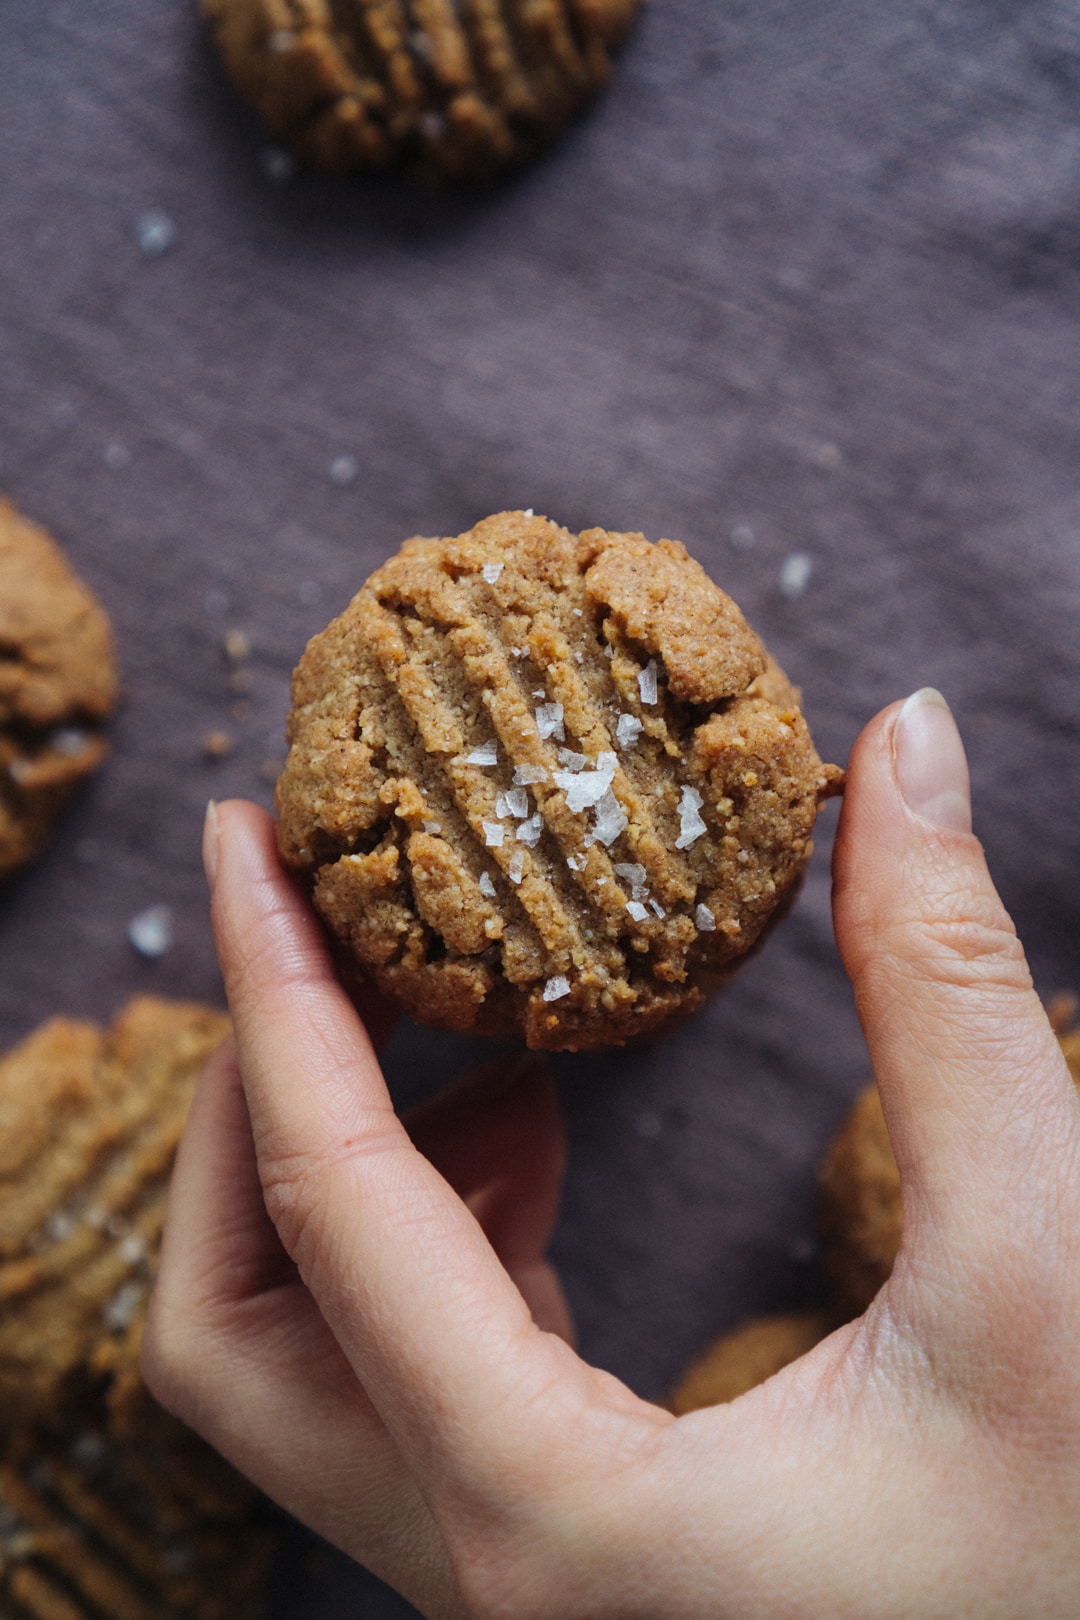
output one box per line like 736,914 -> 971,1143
276,511 -> 842,1050
0,997 -> 230,1421
202,0 -> 643,182
820,1004 -> 1080,1318
668,1310 -> 833,1414
0,1400 -> 270,1620
0,500 -> 118,883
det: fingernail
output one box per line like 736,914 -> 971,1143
203,800 -> 220,890
893,689 -> 972,833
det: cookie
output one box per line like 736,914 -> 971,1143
0,998 -> 230,1421
276,511 -> 842,1050
202,0 -> 643,182
0,1402 -> 270,1620
0,999 -> 271,1619
820,1004 -> 1080,1318
668,1310 -> 833,1414
0,500 -> 118,883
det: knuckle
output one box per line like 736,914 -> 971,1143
881,886 -> 1032,999
255,1116 -> 406,1265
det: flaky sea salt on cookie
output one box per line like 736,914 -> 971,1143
276,512 -> 842,1050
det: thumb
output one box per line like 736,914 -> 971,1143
832,690 -> 1079,1280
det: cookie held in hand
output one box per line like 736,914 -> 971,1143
202,0 -> 643,182
276,511 -> 842,1050
0,500 -> 118,883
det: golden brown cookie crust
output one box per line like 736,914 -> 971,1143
276,511 -> 841,1050
0,998 -> 230,1422
668,1310 -> 833,1414
202,0 -> 644,181
0,501 -> 118,883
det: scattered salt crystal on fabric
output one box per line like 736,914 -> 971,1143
591,788 -> 628,847
329,453 -> 359,486
128,904 -> 174,958
483,822 -> 504,847
542,975 -> 570,1002
534,702 -> 565,741
479,872 -> 497,898
779,552 -> 813,600
695,903 -> 717,932
557,748 -> 586,772
513,763 -> 546,785
103,441 -> 132,471
649,899 -> 666,918
638,660 -> 659,705
626,901 -> 649,922
508,851 -> 525,884
136,209 -> 177,257
482,563 -> 503,584
730,523 -> 756,550
466,740 -> 498,766
616,713 -> 643,747
675,785 -> 707,849
517,814 -> 543,846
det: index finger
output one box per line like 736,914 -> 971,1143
204,799 -> 581,1485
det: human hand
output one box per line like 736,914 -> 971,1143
142,690 -> 1080,1618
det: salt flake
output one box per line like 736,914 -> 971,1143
590,787 -> 628,847
675,785 -> 707,850
483,822 -> 504,847
557,748 -> 587,772
513,763 -> 547,785
465,741 -> 498,766
128,904 -> 174,958
695,903 -> 717,932
508,851 -> 525,885
534,703 -> 565,741
516,814 -> 543,847
555,761 -> 616,813
542,975 -> 570,1002
482,563 -> 504,584
479,872 -> 497,898
626,901 -> 649,922
649,899 -> 666,919
614,863 -> 647,887
779,552 -> 813,601
638,660 -> 659,705
616,713 -> 643,748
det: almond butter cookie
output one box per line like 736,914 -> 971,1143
0,998 -> 229,1420
0,999 -> 272,1619
0,500 -> 118,883
276,511 -> 842,1050
202,0 -> 643,182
